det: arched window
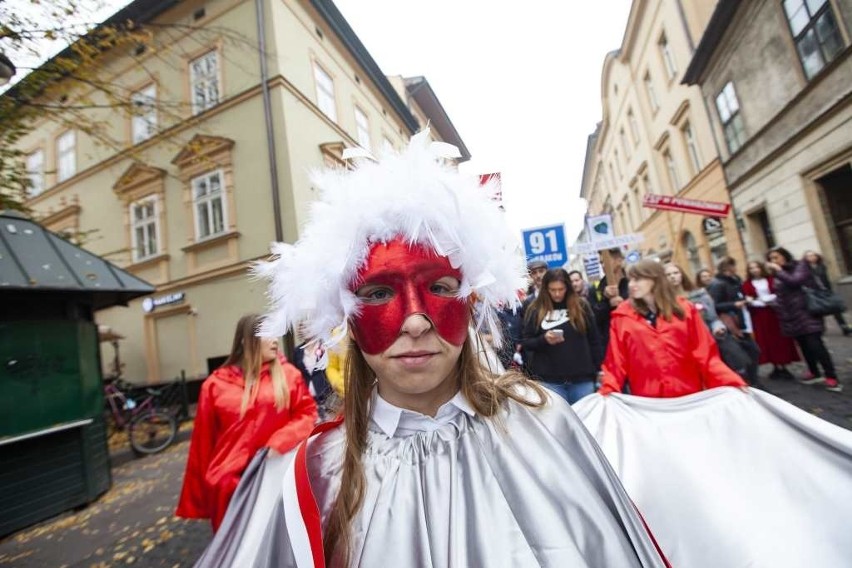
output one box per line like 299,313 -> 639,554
683,231 -> 701,277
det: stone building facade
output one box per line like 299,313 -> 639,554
684,0 -> 852,297
580,0 -> 746,278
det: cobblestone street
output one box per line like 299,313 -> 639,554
2,325 -> 851,568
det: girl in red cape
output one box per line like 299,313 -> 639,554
176,313 -> 317,530
742,260 -> 800,379
599,260 -> 746,398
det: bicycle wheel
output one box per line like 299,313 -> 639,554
129,409 -> 177,456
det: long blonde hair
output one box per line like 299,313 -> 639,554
322,334 -> 546,564
223,314 -> 289,417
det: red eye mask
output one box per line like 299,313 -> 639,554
349,239 -> 469,354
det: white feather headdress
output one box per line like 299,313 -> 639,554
254,129 -> 527,359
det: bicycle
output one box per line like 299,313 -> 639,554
104,378 -> 178,456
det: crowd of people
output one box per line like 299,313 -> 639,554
504,246 -> 847,404
172,131 -> 851,567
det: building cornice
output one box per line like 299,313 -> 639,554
309,0 -> 420,135
682,0 -> 740,85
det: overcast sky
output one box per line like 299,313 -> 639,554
10,0 -> 633,245
334,0 -> 633,244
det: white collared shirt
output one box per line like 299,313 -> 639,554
370,389 -> 476,438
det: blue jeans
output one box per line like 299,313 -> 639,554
541,380 -> 596,405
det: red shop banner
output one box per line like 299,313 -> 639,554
642,193 -> 731,216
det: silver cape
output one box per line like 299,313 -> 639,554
196,391 -> 668,567
574,387 -> 852,567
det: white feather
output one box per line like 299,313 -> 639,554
255,129 -> 528,366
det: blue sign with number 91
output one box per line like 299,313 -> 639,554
522,224 -> 568,268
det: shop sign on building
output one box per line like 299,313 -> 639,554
643,193 -> 731,216
141,292 -> 186,313
702,217 -> 724,236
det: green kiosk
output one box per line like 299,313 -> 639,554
0,211 -> 154,537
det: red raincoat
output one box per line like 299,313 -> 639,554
176,355 -> 317,530
599,297 -> 746,398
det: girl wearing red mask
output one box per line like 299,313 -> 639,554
194,131 -> 670,567
176,314 -> 317,530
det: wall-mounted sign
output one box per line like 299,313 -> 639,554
643,193 -> 731,216
702,217 -> 724,236
142,292 -> 186,313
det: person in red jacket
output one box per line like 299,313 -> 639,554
599,260 -> 746,398
176,313 -> 317,530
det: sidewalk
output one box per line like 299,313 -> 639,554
0,429 -> 212,568
757,320 -> 852,430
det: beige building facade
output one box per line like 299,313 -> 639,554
14,0 -> 468,384
580,0 -> 746,279
684,0 -> 852,297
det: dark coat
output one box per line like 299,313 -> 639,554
707,273 -> 747,329
589,275 -> 629,346
772,260 -> 824,337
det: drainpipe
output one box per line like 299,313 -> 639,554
255,0 -> 284,243
256,0 -> 294,357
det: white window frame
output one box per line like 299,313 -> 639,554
190,50 -> 221,115
659,33 -> 678,79
313,63 -> 337,121
644,72 -> 659,113
56,131 -> 76,183
682,121 -> 702,174
354,106 -> 371,150
663,149 -> 681,192
130,195 -> 160,262
131,84 -> 158,144
191,170 -> 228,240
628,109 -> 640,145
715,82 -> 747,154
619,128 -> 630,159
26,149 -> 45,197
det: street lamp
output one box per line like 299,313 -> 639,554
0,53 -> 17,86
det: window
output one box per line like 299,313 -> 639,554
644,72 -> 659,113
659,33 -> 677,79
642,172 -> 653,195
130,196 -> 159,261
190,50 -> 220,114
628,109 -> 640,145
663,149 -> 681,191
783,0 -> 844,79
682,121 -> 702,174
609,163 -> 618,190
131,84 -> 157,144
614,150 -> 622,178
56,131 -> 76,183
620,128 -> 630,159
382,136 -> 394,154
313,63 -> 336,121
26,149 -> 44,197
715,82 -> 747,153
354,106 -> 371,150
192,170 -> 227,239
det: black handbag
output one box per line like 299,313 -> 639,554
804,286 -> 846,317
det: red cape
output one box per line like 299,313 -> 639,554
176,355 -> 317,529
599,297 -> 746,397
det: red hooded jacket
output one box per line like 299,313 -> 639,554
599,296 -> 746,398
176,355 -> 317,529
